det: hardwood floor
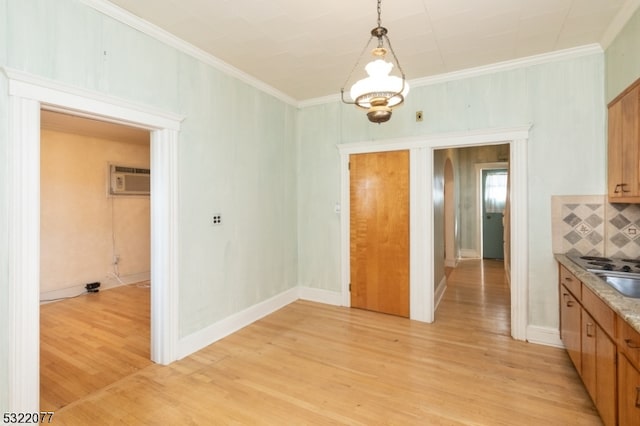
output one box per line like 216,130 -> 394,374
49,261 -> 601,425
40,283 -> 152,411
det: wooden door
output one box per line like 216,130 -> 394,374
350,150 -> 409,317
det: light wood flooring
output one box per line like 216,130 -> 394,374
45,261 -> 602,425
40,282 -> 152,411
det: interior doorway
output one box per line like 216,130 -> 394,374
39,111 -> 152,410
338,127 -> 529,340
481,167 -> 508,259
6,71 -> 182,411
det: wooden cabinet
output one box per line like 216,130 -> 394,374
618,319 -> 640,425
560,284 -> 582,371
558,266 -> 617,425
608,78 -> 640,203
581,310 -> 616,425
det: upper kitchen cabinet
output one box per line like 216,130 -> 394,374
608,78 -> 640,203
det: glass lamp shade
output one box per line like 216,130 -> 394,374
349,59 -> 410,108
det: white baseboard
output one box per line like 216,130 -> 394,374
526,325 -> 564,348
460,249 -> 480,258
40,271 -> 151,303
298,286 -> 342,306
176,287 -> 299,360
444,258 -> 458,268
435,276 -> 447,310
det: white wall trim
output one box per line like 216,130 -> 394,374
339,153 -> 352,308
4,69 -> 182,411
298,287 -> 343,306
73,0 -> 606,111
510,139 -> 529,341
460,249 -> 480,258
444,258 -> 458,267
412,148 -> 431,322
7,96 -> 41,412
300,45 -> 602,108
40,271 -> 151,302
434,276 -> 447,311
177,288 -> 299,359
526,325 -> 564,348
337,126 -> 530,336
78,0 -> 297,106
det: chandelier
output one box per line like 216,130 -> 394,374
340,0 -> 409,124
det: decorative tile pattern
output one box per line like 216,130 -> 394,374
557,200 -> 606,256
551,196 -> 640,258
606,203 -> 640,258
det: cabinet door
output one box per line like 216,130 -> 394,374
581,310 -> 597,402
595,323 -> 616,426
608,99 -> 624,200
618,353 -> 640,426
621,85 -> 640,198
560,285 -> 581,372
582,309 -> 617,425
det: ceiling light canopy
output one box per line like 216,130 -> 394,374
341,0 -> 409,124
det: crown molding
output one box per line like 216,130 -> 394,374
79,0 -> 609,110
299,44 -> 603,108
79,0 -> 298,107
600,0 -> 640,49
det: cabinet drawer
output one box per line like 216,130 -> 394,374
618,318 -> 640,369
560,266 -> 581,299
582,284 -> 615,338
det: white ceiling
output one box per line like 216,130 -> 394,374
41,110 -> 150,144
104,0 -> 637,102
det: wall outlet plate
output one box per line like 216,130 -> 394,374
212,213 -> 222,226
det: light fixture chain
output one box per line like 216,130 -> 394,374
341,35 -> 375,94
383,34 -> 406,78
377,0 -> 382,28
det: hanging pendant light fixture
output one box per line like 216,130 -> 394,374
341,0 -> 409,124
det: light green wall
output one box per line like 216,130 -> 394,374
0,0 -> 8,410
298,53 -> 606,331
0,0 -> 297,409
605,6 -> 640,102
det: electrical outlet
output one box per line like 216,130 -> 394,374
416,111 -> 423,122
212,214 -> 222,226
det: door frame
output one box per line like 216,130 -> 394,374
476,162 -> 508,259
4,68 -> 183,411
443,158 -> 456,267
337,126 -> 529,338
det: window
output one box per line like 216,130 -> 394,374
484,171 -> 508,214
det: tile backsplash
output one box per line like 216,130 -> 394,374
552,195 -> 640,258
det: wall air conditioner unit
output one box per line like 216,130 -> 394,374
109,164 -> 150,195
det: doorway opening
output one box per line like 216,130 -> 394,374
6,71 -> 182,411
434,146 -> 510,326
338,126 -> 529,340
39,110 -> 152,410
479,164 -> 509,260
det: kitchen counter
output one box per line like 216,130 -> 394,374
556,253 -> 640,334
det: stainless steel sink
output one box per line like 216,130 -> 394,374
595,273 -> 640,298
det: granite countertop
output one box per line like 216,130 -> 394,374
555,254 -> 640,335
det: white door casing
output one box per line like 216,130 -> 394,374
337,127 -> 529,336
4,68 -> 183,412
